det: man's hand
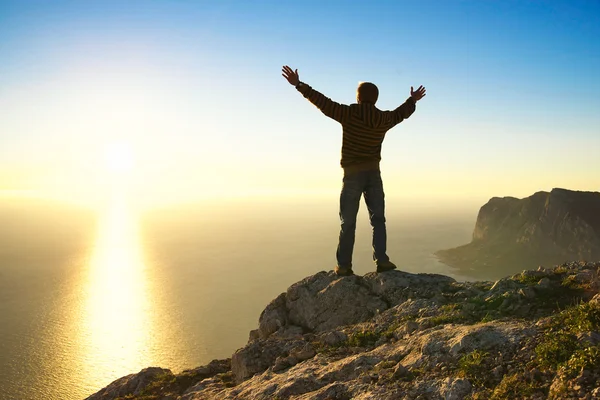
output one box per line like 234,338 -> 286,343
282,65 -> 300,86
410,85 -> 426,102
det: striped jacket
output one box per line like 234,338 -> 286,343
297,82 -> 415,173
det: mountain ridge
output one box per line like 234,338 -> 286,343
436,188 -> 600,277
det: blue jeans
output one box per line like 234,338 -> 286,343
336,170 -> 389,269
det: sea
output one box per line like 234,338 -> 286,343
0,196 -> 485,400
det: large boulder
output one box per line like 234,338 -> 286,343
257,271 -> 388,339
257,270 -> 456,341
286,272 -> 388,332
257,292 -> 289,339
234,270 -> 457,383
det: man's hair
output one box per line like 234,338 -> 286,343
357,82 -> 379,104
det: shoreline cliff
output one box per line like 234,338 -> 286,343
436,189 -> 600,278
88,261 -> 600,399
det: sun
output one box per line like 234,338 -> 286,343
104,141 -> 135,174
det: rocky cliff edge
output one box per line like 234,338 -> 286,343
87,261 -> 600,400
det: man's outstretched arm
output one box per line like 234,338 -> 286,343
282,65 -> 350,124
381,85 -> 426,129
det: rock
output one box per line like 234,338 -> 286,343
256,270 -> 461,341
320,330 -> 348,346
364,270 -> 455,306
290,343 -> 316,361
514,303 -> 533,318
248,329 -> 260,341
391,298 -> 443,318
392,320 -> 420,337
519,286 -> 536,299
577,331 -> 600,346
499,297 -> 513,310
272,356 -> 296,372
285,272 -> 389,333
392,363 -> 409,379
537,277 -> 552,289
446,323 -> 533,356
319,354 -> 382,382
301,383 -> 351,400
271,376 -> 323,398
231,337 -> 304,382
406,321 -> 420,334
492,365 -> 504,380
174,360 -> 233,396
86,367 -> 171,400
490,278 -> 519,293
273,325 -> 304,339
257,293 -> 288,339
392,327 -> 405,340
184,359 -> 231,378
440,377 -> 472,400
575,270 -> 596,283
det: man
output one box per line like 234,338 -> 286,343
282,65 -> 426,276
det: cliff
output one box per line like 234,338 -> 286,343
436,188 -> 600,277
87,261 -> 600,399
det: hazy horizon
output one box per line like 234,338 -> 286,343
2,1 -> 599,399
2,1 -> 599,210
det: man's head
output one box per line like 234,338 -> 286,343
356,82 -> 379,104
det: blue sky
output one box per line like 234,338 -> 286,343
1,0 -> 599,208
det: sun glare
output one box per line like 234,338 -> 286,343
104,141 -> 135,174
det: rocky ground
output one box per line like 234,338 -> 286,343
87,261 -> 600,400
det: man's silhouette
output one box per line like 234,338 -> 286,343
282,65 -> 426,276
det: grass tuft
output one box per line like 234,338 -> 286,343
458,350 -> 489,386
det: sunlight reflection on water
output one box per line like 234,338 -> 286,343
76,195 -> 155,394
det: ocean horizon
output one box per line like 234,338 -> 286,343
1,197 -> 479,399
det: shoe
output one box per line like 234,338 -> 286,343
335,266 -> 354,276
376,260 -> 397,273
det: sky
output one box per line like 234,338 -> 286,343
1,0 -> 599,210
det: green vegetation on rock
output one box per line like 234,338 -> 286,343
458,350 -> 489,386
535,302 -> 600,375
